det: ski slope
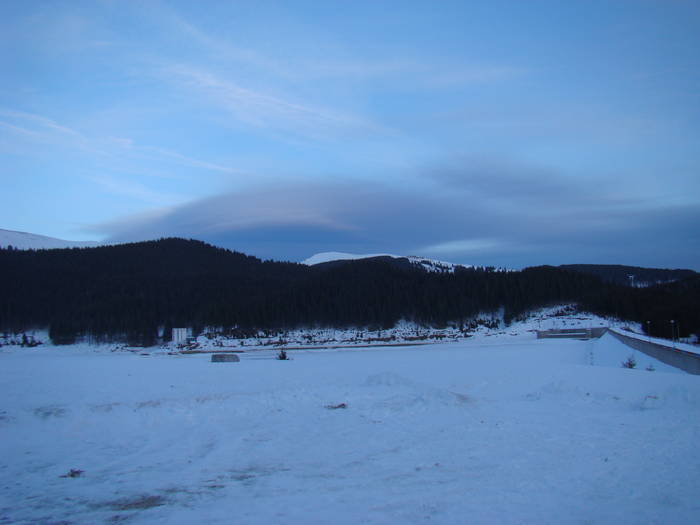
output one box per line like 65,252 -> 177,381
1,333 -> 698,524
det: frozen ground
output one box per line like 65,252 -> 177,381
1,330 -> 699,524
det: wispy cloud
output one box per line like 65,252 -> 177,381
417,66 -> 529,88
0,109 -> 82,138
0,108 -> 237,175
129,144 -> 240,175
158,7 -> 529,87
88,174 -> 181,205
161,12 -> 293,79
0,109 -> 88,149
0,120 -> 43,139
163,65 -> 385,139
143,7 -> 528,142
420,238 -> 504,255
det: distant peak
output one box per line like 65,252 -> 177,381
303,251 -> 471,273
303,252 -> 394,265
0,228 -> 100,250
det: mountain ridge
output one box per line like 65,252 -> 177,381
304,251 -> 473,273
0,228 -> 100,250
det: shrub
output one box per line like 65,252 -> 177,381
621,355 -> 637,369
59,468 -> 84,478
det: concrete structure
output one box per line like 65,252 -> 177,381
172,328 -> 188,345
536,328 -> 607,340
536,326 -> 699,375
211,353 -> 240,363
608,329 -> 700,375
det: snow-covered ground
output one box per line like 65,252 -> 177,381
165,307 -> 613,353
0,307 -> 614,356
2,328 -> 698,524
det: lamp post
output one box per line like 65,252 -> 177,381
646,320 -> 651,343
671,320 -> 676,350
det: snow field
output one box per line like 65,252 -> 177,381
1,334 -> 699,524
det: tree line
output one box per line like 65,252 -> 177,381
0,238 -> 697,345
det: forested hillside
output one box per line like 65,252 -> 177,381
559,264 -> 696,287
0,239 -> 697,345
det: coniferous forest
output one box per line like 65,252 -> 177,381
0,238 -> 697,345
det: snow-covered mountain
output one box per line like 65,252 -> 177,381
303,251 -> 471,273
0,228 -> 100,250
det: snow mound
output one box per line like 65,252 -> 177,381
637,385 -> 699,410
364,371 -> 468,408
364,371 -> 418,388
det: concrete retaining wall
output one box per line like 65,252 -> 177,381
608,330 -> 700,375
537,327 -> 608,340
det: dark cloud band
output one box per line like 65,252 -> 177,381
91,161 -> 700,269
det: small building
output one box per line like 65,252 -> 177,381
172,328 -> 189,345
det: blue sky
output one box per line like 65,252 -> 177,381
2,0 -> 699,268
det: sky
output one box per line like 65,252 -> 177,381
1,0 -> 699,269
